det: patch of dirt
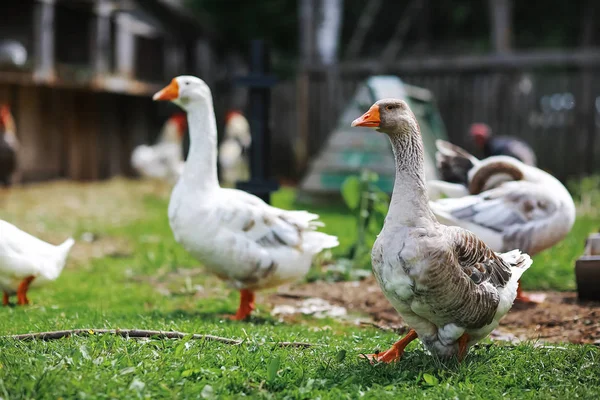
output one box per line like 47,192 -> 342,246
269,276 -> 600,344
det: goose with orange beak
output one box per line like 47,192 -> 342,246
351,98 -> 531,363
152,75 -> 338,320
351,104 -> 380,128
130,111 -> 187,184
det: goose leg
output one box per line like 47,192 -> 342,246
363,329 -> 418,363
2,292 -> 8,306
16,275 -> 35,306
515,281 -> 545,304
457,333 -> 470,362
228,289 -> 255,320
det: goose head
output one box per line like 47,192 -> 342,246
469,123 -> 491,148
153,75 -> 212,110
0,104 -> 16,134
351,98 -> 418,137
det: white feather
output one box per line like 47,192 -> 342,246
0,220 -> 74,295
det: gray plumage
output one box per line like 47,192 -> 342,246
355,99 -> 531,359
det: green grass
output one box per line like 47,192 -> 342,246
0,180 -> 599,399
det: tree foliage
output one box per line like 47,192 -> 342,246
185,0 -> 595,66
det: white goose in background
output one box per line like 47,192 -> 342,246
428,140 -> 575,303
131,113 -> 187,183
219,110 -> 252,187
351,99 -> 531,363
0,220 -> 75,306
153,76 -> 338,320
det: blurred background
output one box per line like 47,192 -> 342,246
0,0 -> 598,185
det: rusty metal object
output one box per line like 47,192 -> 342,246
575,233 -> 600,301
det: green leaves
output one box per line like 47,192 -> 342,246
422,373 -> 439,386
267,356 -> 281,382
335,349 -> 347,363
340,170 -> 391,273
341,176 -> 361,210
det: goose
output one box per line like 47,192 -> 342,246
351,99 -> 531,362
153,76 -> 338,320
0,220 -> 75,305
131,113 -> 187,183
219,110 -> 252,187
470,123 -> 537,166
428,140 -> 575,303
0,105 -> 18,186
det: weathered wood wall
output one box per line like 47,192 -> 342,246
0,83 -> 164,182
287,56 -> 600,182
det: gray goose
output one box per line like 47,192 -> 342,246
351,99 -> 532,362
429,140 -> 575,303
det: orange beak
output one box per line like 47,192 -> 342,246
153,79 -> 179,101
351,105 -> 380,127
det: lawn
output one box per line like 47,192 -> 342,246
0,179 -> 599,399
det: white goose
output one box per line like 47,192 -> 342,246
351,99 -> 531,362
153,76 -> 338,320
219,110 -> 252,187
131,113 -> 187,183
0,220 -> 74,305
428,140 -> 576,302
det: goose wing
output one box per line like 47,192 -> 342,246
430,181 -> 572,254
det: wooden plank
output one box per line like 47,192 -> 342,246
80,92 -> 100,180
103,93 -> 128,177
96,93 -> 121,178
298,0 -> 315,66
307,49 -> 600,74
64,90 -> 100,181
0,71 -> 162,97
488,0 -> 513,53
39,87 -> 62,177
59,89 -> 79,179
122,96 -> 151,176
343,0 -> 383,60
14,86 -> 61,181
115,13 -> 136,79
164,37 -> 185,79
91,0 -> 113,77
194,38 -> 214,86
33,0 -> 56,83
379,0 -> 425,65
0,85 -> 11,104
16,86 -> 40,180
295,73 -> 310,173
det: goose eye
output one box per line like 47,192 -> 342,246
386,105 -> 394,111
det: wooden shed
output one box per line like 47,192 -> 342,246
0,0 -> 218,181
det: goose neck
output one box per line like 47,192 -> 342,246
182,102 -> 219,190
387,127 -> 436,227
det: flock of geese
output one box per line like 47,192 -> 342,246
0,75 -> 576,362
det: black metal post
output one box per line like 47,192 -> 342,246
235,40 -> 279,203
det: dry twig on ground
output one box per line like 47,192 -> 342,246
6,329 -> 314,348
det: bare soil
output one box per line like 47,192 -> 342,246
269,276 -> 600,345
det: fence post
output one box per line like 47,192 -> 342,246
33,0 -> 56,83
234,40 -> 279,204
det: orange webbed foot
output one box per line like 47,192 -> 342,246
361,329 -> 418,364
227,289 -> 255,321
457,333 -> 471,362
515,281 -> 545,304
16,276 -> 35,306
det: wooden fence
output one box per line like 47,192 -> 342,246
283,51 -> 600,182
0,83 -> 167,182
